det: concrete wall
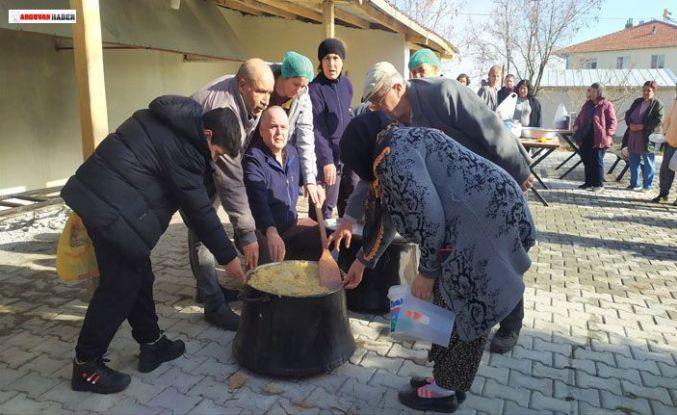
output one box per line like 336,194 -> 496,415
221,9 -> 407,106
566,47 -> 676,71
0,28 -> 238,194
537,87 -> 674,137
1,8 -> 408,194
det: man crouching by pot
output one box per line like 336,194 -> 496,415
61,95 -> 246,394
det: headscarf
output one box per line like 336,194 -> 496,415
340,111 -> 391,182
281,51 -> 314,81
318,38 -> 346,61
408,48 -> 441,70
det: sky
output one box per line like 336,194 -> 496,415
442,0 -> 673,84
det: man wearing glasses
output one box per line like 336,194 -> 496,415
332,61 -> 533,355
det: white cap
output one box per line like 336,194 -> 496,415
362,61 -> 402,102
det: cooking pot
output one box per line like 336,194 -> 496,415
521,127 -> 560,139
327,219 -> 417,314
232,262 -> 356,377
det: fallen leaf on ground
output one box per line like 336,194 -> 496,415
262,382 -> 283,395
228,372 -> 247,391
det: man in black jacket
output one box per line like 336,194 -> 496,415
61,95 -> 245,394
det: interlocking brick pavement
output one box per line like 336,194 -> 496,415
0,152 -> 676,414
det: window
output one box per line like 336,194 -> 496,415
616,56 -> 630,69
651,54 -> 665,69
583,58 -> 597,69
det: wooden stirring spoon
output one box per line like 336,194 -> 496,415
314,205 -> 343,290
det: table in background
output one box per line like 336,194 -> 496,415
520,136 -> 561,207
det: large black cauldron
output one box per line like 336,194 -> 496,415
233,265 -> 356,377
328,219 -> 417,314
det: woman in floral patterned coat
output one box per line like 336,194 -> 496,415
338,112 -> 536,413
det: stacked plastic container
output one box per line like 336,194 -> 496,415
387,285 -> 455,347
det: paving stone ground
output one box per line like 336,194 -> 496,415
0,152 -> 676,414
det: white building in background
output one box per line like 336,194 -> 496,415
556,20 -> 677,72
536,68 -> 676,133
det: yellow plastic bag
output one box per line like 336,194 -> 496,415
56,213 -> 100,281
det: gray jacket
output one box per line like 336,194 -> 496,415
477,82 -> 498,111
270,64 -> 317,184
344,78 -> 531,221
359,127 -> 535,341
191,75 -> 258,246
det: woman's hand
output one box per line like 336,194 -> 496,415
520,175 -> 535,192
411,274 -> 434,301
343,260 -> 365,289
327,217 -> 353,251
323,164 -> 337,186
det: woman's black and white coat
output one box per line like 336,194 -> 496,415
359,127 -> 536,341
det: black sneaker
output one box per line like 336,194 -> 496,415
138,334 -> 185,373
398,387 -> 461,413
578,183 -> 592,189
71,357 -> 131,394
490,331 -> 520,354
204,307 -> 240,331
408,377 -> 466,403
651,195 -> 668,203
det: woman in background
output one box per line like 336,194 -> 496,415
513,79 -> 542,128
573,83 -> 617,191
308,38 -> 354,219
622,80 -> 664,192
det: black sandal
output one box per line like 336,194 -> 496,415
398,386 -> 461,413
409,377 -> 467,403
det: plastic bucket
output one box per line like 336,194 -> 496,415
387,285 -> 455,346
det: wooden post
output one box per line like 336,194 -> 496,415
70,0 -> 108,159
323,0 -> 335,39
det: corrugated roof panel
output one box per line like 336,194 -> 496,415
539,68 -> 677,88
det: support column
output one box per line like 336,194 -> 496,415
323,0 -> 335,38
70,0 -> 108,159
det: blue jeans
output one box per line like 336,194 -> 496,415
629,152 -> 656,189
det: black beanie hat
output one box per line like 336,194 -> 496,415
318,38 -> 346,62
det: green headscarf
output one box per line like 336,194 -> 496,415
281,51 -> 314,81
408,48 -> 441,70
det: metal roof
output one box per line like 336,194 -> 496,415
214,0 -> 458,58
538,68 -> 677,88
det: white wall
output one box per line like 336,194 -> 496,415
538,87 -> 674,138
566,47 -> 676,71
0,29 -> 239,194
221,9 -> 407,106
1,10 -> 408,194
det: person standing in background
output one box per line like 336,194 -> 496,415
622,80 -> 664,192
573,83 -> 617,192
652,94 -> 677,204
309,38 -> 354,219
477,65 -> 502,111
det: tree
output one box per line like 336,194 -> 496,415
465,0 -> 603,94
391,0 -> 464,42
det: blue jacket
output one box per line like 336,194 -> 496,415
242,138 -> 300,234
308,72 -> 353,177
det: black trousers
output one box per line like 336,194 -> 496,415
579,134 -> 606,187
75,229 -> 160,361
497,298 -> 524,334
